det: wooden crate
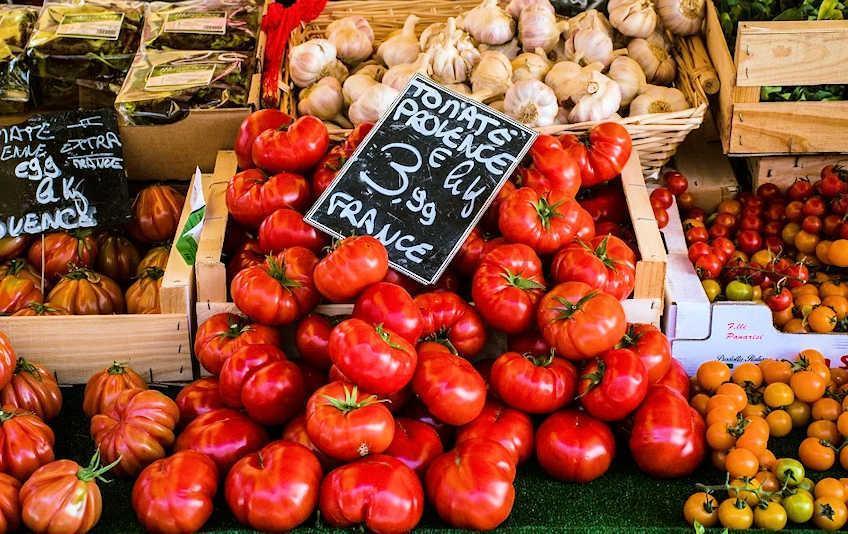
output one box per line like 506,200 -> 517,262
748,154 -> 848,189
705,1 -> 848,155
672,116 -> 739,212
195,150 -> 666,328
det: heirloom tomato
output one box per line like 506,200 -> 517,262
28,230 -> 97,281
311,145 -> 345,197
527,135 -> 581,196
550,235 -> 636,300
0,473 -> 18,533
453,227 -> 502,277
252,115 -> 330,174
329,318 -> 417,396
578,349 -> 648,421
231,247 -> 319,326
137,245 -> 170,274
90,389 -> 179,477
579,182 -> 628,224
226,169 -> 311,227
656,358 -> 690,398
384,417 -> 444,475
219,344 -> 305,425
0,236 -> 28,262
537,282 -> 627,360
0,406 -> 54,481
0,333 -> 14,391
314,236 -> 389,303
507,330 -> 551,355
412,346 -> 486,426
535,409 -> 615,482
175,408 -> 268,472
226,441 -> 322,532
490,351 -> 577,414
352,282 -> 423,344
174,377 -> 224,427
234,109 -> 292,169
617,323 -> 672,383
128,185 -> 186,244
560,122 -> 633,187
0,259 -> 42,315
94,233 -> 140,285
126,267 -> 164,314
415,291 -> 486,357
498,187 -> 595,255
132,451 -> 218,534
1,358 -> 62,421
305,381 -> 394,461
282,414 -> 334,469
47,267 -> 125,315
194,312 -> 281,375
83,361 -> 147,418
425,438 -> 516,531
258,208 -> 328,253
471,243 -> 546,334
295,313 -> 335,370
456,400 -> 534,464
226,239 -> 264,283
320,455 -> 424,534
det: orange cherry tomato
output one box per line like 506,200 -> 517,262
808,420 -> 841,445
766,409 -> 792,437
729,478 -> 761,507
707,394 -> 740,415
812,397 -> 842,421
706,422 -> 736,451
764,382 -> 795,408
799,437 -> 836,471
726,447 -> 760,478
683,492 -> 718,527
815,478 -> 847,502
792,371 -> 828,403
712,449 -> 727,471
837,412 -> 848,438
808,306 -> 838,333
813,496 -> 848,531
707,406 -> 740,428
697,361 -> 731,393
787,400 -> 812,428
760,360 -> 793,384
715,383 -> 748,412
742,403 -> 768,418
732,363 -> 763,388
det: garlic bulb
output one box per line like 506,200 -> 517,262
349,84 -> 400,125
569,71 -> 622,123
298,77 -> 350,127
518,3 -> 560,53
544,61 -> 581,102
607,56 -> 646,106
564,28 -> 614,67
289,39 -> 339,88
511,49 -> 552,82
507,0 -> 554,18
462,0 -> 515,45
429,19 -> 481,84
504,79 -> 558,127
471,51 -> 513,97
445,83 -> 472,95
567,9 -> 614,35
352,63 -> 386,81
326,16 -> 374,65
479,38 -> 522,60
608,0 -> 658,38
324,60 -> 350,85
383,51 -> 433,91
419,22 -> 446,50
627,33 -> 676,84
343,74 -> 379,106
377,15 -> 420,68
629,84 -> 688,115
657,0 -> 705,36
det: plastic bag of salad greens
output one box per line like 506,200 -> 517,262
0,5 -> 38,113
143,0 -> 261,51
115,49 -> 252,125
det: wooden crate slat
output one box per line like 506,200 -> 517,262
195,151 -> 238,303
749,154 -> 848,189
730,101 -> 848,154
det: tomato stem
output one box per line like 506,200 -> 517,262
107,361 -> 129,375
578,359 -> 605,395
265,256 -> 302,290
552,292 -> 598,321
14,357 -> 43,381
523,350 -> 555,367
322,384 -> 384,415
374,324 -> 405,351
502,270 -> 545,291
77,450 -> 121,483
532,197 -> 562,230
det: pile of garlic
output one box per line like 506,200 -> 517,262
287,0 -> 702,128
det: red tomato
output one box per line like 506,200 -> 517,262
90,389 -> 179,477
425,438 -> 516,530
664,170 -> 689,195
310,145 -> 345,197
820,171 -> 847,198
385,418 -> 444,475
305,381 -> 394,461
28,230 -> 97,281
629,385 -> 706,478
226,239 -> 264,284
537,282 -> 627,360
756,182 -> 781,201
694,253 -> 723,280
578,348 -> 648,421
329,318 -> 417,396
219,344 -> 305,425
617,323 -> 672,383
527,135 -> 581,197
132,451 -> 218,534
653,208 -> 669,229
415,291 -> 487,358
412,346 -> 486,426
226,169 -> 311,227
456,400 -> 534,464
313,236 -> 388,303
83,361 -> 147,418
499,187 -> 595,255
0,406 -> 54,480
282,414 -> 334,469
352,282 -> 423,344
471,243 -> 546,334
535,409 -> 615,482
560,122 -> 632,187
175,408 -> 268,472
320,455 -> 424,534
226,441 -> 322,531
764,286 -> 793,312
234,109 -> 291,169
0,358 -> 62,421
294,313 -> 336,370
194,313 -> 281,375
252,115 -> 330,173
481,180 -> 517,233
175,377 -> 225,427
507,331 -> 551,355
685,226 -> 709,244
550,235 -> 636,300
382,268 -> 422,295
0,260 -> 41,315
490,351 -> 577,414
578,182 -> 628,224
128,185 -> 186,244
650,188 -> 674,210
803,196 -> 827,217
452,227 -> 488,277
231,247 -> 319,326
655,358 -> 690,398
258,208 -> 328,253
0,473 -> 19,533
788,178 -> 814,201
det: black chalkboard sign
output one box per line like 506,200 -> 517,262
0,109 -> 130,239
305,75 -> 537,285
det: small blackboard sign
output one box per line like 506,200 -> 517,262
305,75 -> 537,285
0,109 -> 130,239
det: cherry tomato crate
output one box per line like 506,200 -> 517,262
193,150 -> 667,340
747,154 -> 848,190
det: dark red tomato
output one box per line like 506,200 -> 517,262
677,192 -> 696,210
415,291 -> 486,358
832,194 -> 848,215
175,408 -> 268,472
219,344 -> 305,425
194,313 -> 281,375
688,242 -> 712,264
785,262 -> 810,288
713,212 -> 736,228
481,180 -> 517,233
231,247 -> 319,326
226,441 -> 322,532
738,215 -> 762,232
537,282 -> 627,361
694,253 -> 723,280
282,414 -> 334,469
384,418 -> 444,476
234,109 -> 291,169
803,196 -> 827,217
685,207 -> 706,222
787,178 -> 813,201
578,349 -> 648,421
629,385 -> 705,478
802,215 -> 822,234
0,236 -> 28,262
175,377 -> 224,427
412,347 -> 486,426
527,135 -> 581,197
452,227 -> 488,277
550,235 -> 636,300
320,455 -> 423,534
823,214 -> 842,237
711,237 -> 736,260
311,145 -> 345,198
507,331 -> 551,355
226,239 -> 264,284
28,230 -> 97,281
763,220 -> 783,236
617,323 -> 672,383
456,400 -> 534,464
756,182 -> 781,201
765,203 -> 785,222
499,187 -> 595,255
764,236 -> 785,255
490,351 -> 577,414
296,362 -> 327,397
650,188 -> 674,210
329,318 -> 417,396
258,208 -> 328,253
295,313 -> 336,370
764,286 -> 793,312
382,268 -> 422,295
707,223 -> 731,240
352,282 -> 423,344
0,406 -> 54,481
252,116 -> 329,174
578,181 -> 629,224
314,236 -> 388,303
535,409 -> 615,482
226,169 -> 311,227
820,171 -> 847,198
785,200 -> 804,222
305,381 -> 394,461
471,243 -> 546,334
559,122 -> 632,187
685,226 -> 709,244
664,170 -> 689,195
425,438 -> 516,531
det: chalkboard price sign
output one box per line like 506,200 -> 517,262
305,74 -> 537,285
0,109 -> 130,239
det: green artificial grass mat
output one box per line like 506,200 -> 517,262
51,386 -> 829,533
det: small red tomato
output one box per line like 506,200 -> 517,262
735,230 -> 763,255
294,313 -> 336,370
313,236 -> 389,303
175,409 -> 268,472
763,220 -> 783,236
258,208 -> 328,253
820,172 -> 847,198
785,200 -> 804,222
708,224 -> 731,240
688,242 -> 712,263
578,348 -> 649,421
738,214 -> 762,232
384,418 -> 444,475
536,409 -> 615,483
412,346 -> 486,426
764,286 -> 793,312
802,215 -> 822,234
663,171 -> 688,196
175,377 -> 225,427
490,351 -> 577,414
787,178 -> 813,201
803,196 -> 827,217
252,115 -> 329,174
650,188 -> 674,210
456,400 -> 534,464
711,237 -> 736,260
677,192 -> 696,210
685,226 -> 709,244
694,253 -> 723,280
714,212 -> 737,227
764,203 -> 785,222
757,182 -> 782,201
352,282 -> 423,344
653,208 -> 669,229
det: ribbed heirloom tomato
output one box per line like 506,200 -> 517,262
175,408 -> 268,472
550,235 -> 637,300
412,345 -> 487,426
617,323 -> 672,383
384,418 -> 444,475
415,291 -> 487,357
578,348 -> 648,421
527,135 -> 582,196
0,407 -> 54,481
95,233 -> 140,285
128,185 -> 186,244
0,334 -> 13,392
47,268 -> 125,315
1,358 -> 63,421
83,361 -> 147,418
489,351 -> 577,414
258,208 -> 329,253
535,409 -> 615,482
352,282 -> 423,344
559,122 -> 633,187
0,259 -> 42,315
226,169 -> 311,227
456,400 -> 535,464
174,377 -> 224,426
0,236 -> 28,262
194,312 -> 281,375
314,235 -> 389,303
28,230 -> 97,281
252,115 -> 330,174
0,473 -> 19,533
498,187 -> 595,255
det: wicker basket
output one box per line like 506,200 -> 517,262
282,0 -> 710,177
